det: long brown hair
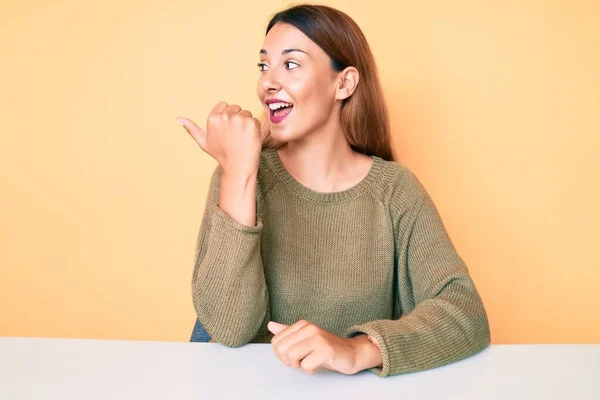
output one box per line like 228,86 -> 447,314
261,4 -> 395,161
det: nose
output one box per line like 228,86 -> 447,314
261,70 -> 282,93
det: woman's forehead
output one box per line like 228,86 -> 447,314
261,23 -> 317,55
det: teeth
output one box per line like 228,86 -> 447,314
268,102 -> 292,110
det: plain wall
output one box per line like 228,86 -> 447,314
1,0 -> 598,343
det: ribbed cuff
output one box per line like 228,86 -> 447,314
211,204 -> 263,233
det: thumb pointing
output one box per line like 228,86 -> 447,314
176,117 -> 207,151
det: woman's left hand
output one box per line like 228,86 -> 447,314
267,320 -> 376,375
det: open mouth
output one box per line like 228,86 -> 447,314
268,101 -> 293,122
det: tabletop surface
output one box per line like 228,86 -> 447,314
0,337 -> 598,399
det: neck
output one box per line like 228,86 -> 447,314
276,121 -> 367,193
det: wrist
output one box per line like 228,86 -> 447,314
220,169 -> 258,184
350,334 -> 383,373
220,170 -> 258,201
218,170 -> 258,227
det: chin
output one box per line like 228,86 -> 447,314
269,126 -> 303,144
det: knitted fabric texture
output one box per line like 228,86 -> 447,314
192,147 -> 490,377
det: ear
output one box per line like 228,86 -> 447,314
335,66 -> 360,101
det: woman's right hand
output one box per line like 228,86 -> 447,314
177,101 -> 263,177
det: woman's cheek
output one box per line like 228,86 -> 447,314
286,79 -> 306,100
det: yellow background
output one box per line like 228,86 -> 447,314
1,0 -> 598,343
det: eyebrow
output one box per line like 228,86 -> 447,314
259,48 -> 308,56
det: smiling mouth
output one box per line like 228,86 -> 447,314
268,102 -> 294,117
267,102 -> 294,123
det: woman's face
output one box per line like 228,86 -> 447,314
257,22 -> 340,143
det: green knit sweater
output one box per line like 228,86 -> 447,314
192,147 -> 490,377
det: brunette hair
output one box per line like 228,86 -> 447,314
261,4 -> 395,161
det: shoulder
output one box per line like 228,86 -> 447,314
256,147 -> 281,199
368,158 -> 427,214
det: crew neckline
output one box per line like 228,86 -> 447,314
263,147 -> 384,203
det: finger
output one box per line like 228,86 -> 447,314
285,336 -> 322,369
210,101 -> 228,115
273,324 -> 319,368
280,331 -> 321,368
238,110 -> 252,118
267,321 -> 288,335
176,117 -> 207,150
224,104 -> 242,116
271,320 -> 311,346
299,345 -> 329,374
260,116 -> 270,135
274,325 -> 320,366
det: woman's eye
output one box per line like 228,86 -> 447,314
257,62 -> 298,71
285,61 -> 299,70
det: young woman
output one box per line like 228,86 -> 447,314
176,4 -> 490,377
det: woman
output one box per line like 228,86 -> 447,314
176,4 -> 490,377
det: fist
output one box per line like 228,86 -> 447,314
177,101 -> 262,176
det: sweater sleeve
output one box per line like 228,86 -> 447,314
344,172 -> 491,377
191,165 -> 270,347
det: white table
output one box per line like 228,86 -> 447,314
0,338 -> 598,399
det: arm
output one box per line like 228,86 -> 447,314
345,173 -> 491,376
191,165 -> 270,347
219,168 -> 257,227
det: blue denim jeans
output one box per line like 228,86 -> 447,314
190,317 -> 212,342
